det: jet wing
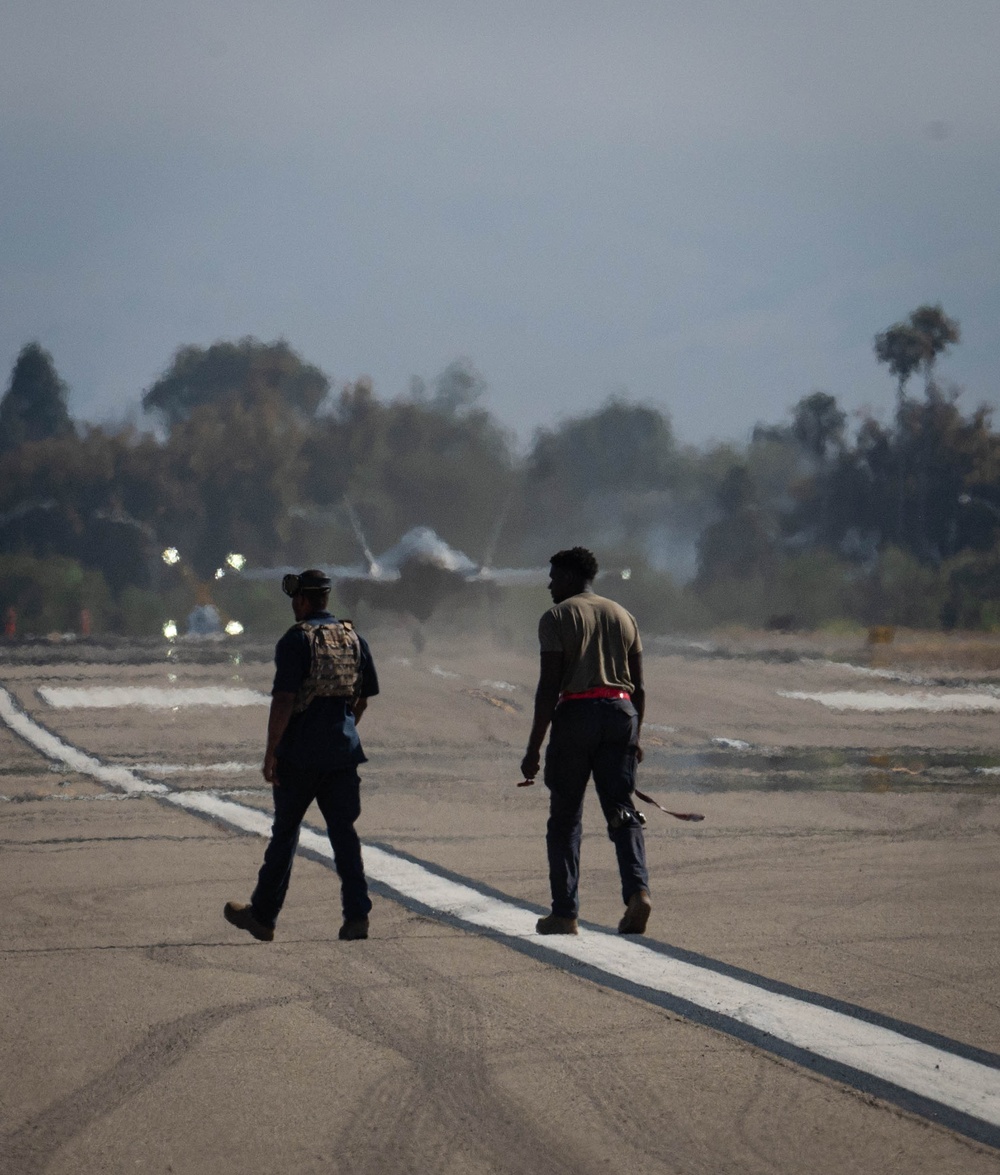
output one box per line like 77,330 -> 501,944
239,563 -> 398,582
463,566 -> 548,586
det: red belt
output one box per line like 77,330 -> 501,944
558,687 -> 630,704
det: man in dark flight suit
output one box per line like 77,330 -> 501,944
224,569 -> 379,942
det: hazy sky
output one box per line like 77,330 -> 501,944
2,1 -> 997,446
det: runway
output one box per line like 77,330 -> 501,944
2,633 -> 999,1173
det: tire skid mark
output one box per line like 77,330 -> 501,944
0,997 -> 293,1175
534,1032 -> 680,1161
0,793 -> 146,803
467,993 -> 721,1171
310,954 -> 605,1175
729,1061 -> 790,1172
334,1072 -> 437,1175
1,939 -> 279,957
0,833 -> 228,847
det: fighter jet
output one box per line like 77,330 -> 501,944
241,524 -> 544,622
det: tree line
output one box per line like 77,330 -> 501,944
1,305 -> 998,636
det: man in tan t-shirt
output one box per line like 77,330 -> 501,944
520,546 -> 651,936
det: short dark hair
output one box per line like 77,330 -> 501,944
549,547 -> 598,582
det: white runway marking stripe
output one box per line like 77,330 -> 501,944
779,689 -> 1000,713
38,686 -> 268,709
1,685 -> 998,1141
0,689 -> 169,796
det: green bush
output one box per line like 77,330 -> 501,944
117,586 -> 169,637
772,551 -> 854,628
852,547 -> 948,628
687,574 -> 772,627
939,549 -> 1000,630
691,551 -> 858,630
0,553 -> 111,634
211,576 -> 298,639
614,564 -> 710,633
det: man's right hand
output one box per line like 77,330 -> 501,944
520,749 -> 540,781
264,693 -> 294,787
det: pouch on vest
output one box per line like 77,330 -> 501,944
292,620 -> 362,713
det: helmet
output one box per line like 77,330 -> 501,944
281,569 -> 332,597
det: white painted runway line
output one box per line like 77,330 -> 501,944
1,684 -> 998,1146
0,689 -> 169,796
38,686 -> 268,709
779,689 -> 1000,713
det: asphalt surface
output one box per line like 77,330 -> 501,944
2,634 -> 999,1173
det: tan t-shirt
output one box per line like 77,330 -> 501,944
538,591 -> 642,694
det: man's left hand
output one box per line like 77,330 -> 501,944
263,750 -> 280,786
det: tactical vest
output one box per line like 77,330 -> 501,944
292,619 -> 362,713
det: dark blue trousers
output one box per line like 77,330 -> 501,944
251,761 -> 372,927
543,699 -> 649,919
